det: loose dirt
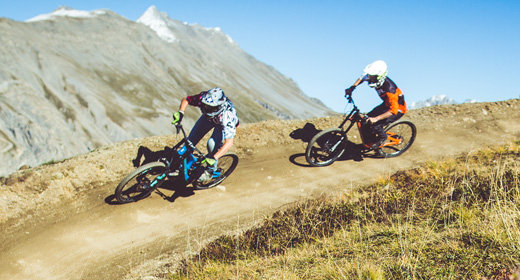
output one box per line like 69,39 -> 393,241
1,100 -> 520,279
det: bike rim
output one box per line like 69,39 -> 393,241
118,165 -> 165,202
309,131 -> 345,165
380,122 -> 415,156
195,154 -> 237,189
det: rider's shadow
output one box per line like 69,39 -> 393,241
289,123 -> 365,166
132,145 -> 173,167
289,122 -> 321,143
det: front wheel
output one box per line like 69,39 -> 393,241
305,128 -> 347,167
377,121 -> 417,158
193,153 -> 239,190
115,161 -> 167,203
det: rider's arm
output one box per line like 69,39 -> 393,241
368,111 -> 393,123
368,91 -> 398,123
179,97 -> 189,113
352,78 -> 362,87
213,138 -> 234,160
345,78 -> 363,96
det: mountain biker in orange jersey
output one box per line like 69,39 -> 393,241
171,87 -> 239,180
344,60 -> 407,149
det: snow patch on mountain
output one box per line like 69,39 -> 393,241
205,27 -> 235,44
137,6 -> 235,45
409,94 -> 479,109
409,95 -> 456,109
137,6 -> 178,43
26,6 -> 106,22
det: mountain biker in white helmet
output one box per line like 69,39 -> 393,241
171,87 -> 239,180
344,60 -> 407,149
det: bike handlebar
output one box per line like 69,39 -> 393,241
174,123 -> 185,137
345,93 -> 353,103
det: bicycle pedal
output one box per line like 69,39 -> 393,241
197,170 -> 212,182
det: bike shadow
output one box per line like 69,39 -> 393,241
105,145 -> 196,205
288,123 -> 371,167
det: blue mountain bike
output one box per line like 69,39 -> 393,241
115,123 -> 239,204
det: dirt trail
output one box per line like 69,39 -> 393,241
1,100 -> 520,279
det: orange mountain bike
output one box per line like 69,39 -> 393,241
305,93 -> 416,167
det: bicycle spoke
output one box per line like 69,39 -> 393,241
193,154 -> 238,190
115,162 -> 167,203
306,128 -> 346,167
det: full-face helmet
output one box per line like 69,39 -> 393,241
201,87 -> 227,117
363,60 -> 388,88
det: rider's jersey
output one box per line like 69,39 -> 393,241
360,75 -> 407,115
186,92 -> 239,139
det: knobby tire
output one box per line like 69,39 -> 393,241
305,128 -> 347,167
377,121 -> 417,158
193,153 -> 239,190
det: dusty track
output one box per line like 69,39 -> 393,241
1,100 -> 520,279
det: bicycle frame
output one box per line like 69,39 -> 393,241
162,124 -> 209,182
336,95 -> 370,147
161,123 -> 222,183
339,95 -> 403,149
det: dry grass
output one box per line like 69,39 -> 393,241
168,142 -> 520,279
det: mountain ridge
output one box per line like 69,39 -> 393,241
409,94 -> 478,109
0,6 -> 334,176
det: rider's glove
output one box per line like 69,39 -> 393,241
171,110 -> 184,124
344,86 -> 356,97
202,157 -> 217,167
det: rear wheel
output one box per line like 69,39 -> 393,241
305,128 -> 347,167
115,161 -> 167,203
193,153 -> 239,190
377,121 -> 416,158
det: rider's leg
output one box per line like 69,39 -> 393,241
368,104 -> 403,148
207,127 -> 224,158
371,113 -> 403,148
203,128 -> 224,176
197,128 -> 223,182
178,116 -> 214,156
170,117 -> 214,177
367,104 -> 389,146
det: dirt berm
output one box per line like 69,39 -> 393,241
1,100 -> 520,279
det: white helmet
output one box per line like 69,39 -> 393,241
363,60 -> 388,88
201,87 -> 227,117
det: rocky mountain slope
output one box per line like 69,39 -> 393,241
0,6 -> 333,177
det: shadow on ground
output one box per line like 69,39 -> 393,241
289,123 -> 378,167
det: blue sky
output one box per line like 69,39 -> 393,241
2,0 -> 520,112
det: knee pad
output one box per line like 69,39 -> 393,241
207,138 -> 216,154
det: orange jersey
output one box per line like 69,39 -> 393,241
363,76 -> 407,115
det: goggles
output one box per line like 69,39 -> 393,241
203,104 -> 221,114
368,75 -> 379,83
